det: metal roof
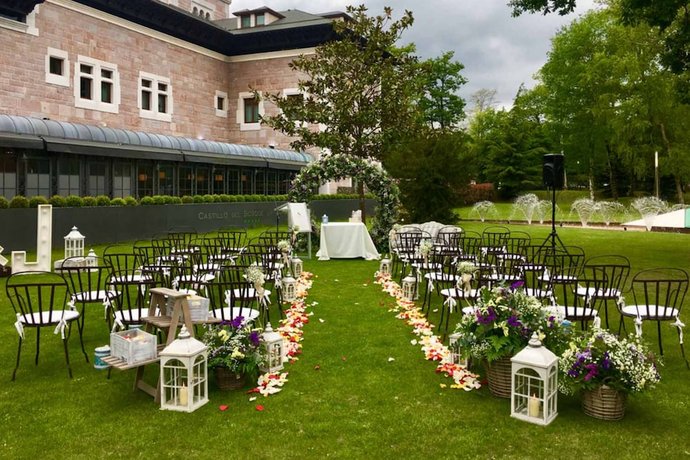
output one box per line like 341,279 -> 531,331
0,115 -> 311,170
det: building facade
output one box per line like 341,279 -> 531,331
0,0 -> 342,199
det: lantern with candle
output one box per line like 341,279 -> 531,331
401,272 -> 417,301
159,325 -> 209,412
259,323 -> 284,373
510,332 -> 558,425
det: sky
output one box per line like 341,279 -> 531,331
229,0 -> 597,109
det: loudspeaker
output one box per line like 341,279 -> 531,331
543,153 -> 564,189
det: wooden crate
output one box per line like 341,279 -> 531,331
110,329 -> 157,365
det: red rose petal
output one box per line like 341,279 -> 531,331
256,405 -> 264,412
219,405 -> 229,411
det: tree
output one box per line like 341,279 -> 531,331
260,5 -> 422,161
386,132 -> 473,223
418,51 -> 468,130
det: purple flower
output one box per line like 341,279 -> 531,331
583,363 -> 598,382
230,315 -> 245,329
511,280 -> 525,290
507,315 -> 522,328
476,307 -> 497,325
601,352 -> 611,370
249,331 -> 260,346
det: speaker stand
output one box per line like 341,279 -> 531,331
540,185 -> 567,254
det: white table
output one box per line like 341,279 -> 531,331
316,222 -> 380,261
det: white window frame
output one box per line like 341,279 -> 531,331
237,91 -> 263,131
215,90 -> 228,118
0,6 -> 38,36
138,71 -> 173,122
73,55 -> 120,113
45,47 -> 70,87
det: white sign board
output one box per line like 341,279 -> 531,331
278,203 -> 312,233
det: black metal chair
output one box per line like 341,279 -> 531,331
105,271 -> 157,331
200,269 -> 261,327
619,268 -> 689,368
578,255 -> 631,329
6,271 -> 87,380
554,277 -> 602,330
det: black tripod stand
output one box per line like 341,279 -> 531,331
540,184 -> 567,253
539,153 -> 567,254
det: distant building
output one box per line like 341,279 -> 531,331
0,0 -> 345,199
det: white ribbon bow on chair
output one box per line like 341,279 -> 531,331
672,316 -> 685,345
444,296 -> 457,313
14,313 -> 24,339
54,318 -> 68,339
102,296 -> 111,320
68,298 -> 76,311
634,316 -> 644,337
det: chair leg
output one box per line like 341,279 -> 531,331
12,337 -> 22,381
35,327 -> 41,366
62,336 -> 73,379
657,321 -> 664,356
76,311 -> 89,363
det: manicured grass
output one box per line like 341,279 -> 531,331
1,224 -> 689,458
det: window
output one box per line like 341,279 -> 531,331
266,171 -> 277,195
213,168 -> 225,195
237,92 -> 263,131
254,170 -> 265,195
196,167 -> 209,195
25,158 -> 51,198
240,169 -> 253,194
256,13 -> 265,26
179,166 -> 194,196
191,1 -> 212,19
88,162 -> 106,196
0,5 -> 38,35
58,159 -> 80,196
74,56 -> 119,113
139,72 -> 172,122
241,15 -> 250,28
215,90 -> 228,117
113,162 -> 131,198
0,152 -> 17,199
157,164 -> 174,195
45,48 -> 70,86
136,164 -> 154,198
227,169 -> 240,195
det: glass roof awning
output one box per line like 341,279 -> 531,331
0,115 -> 311,170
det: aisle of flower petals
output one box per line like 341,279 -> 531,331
374,272 -> 481,391
249,271 -> 315,398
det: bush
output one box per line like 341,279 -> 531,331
82,196 -> 98,207
29,195 -> 49,207
124,196 -> 138,206
65,195 -> 83,207
234,195 -> 246,202
152,195 -> 167,205
459,183 -> 496,205
140,196 -> 154,205
96,195 -> 111,206
9,195 -> 29,208
49,195 -> 66,207
111,197 -> 126,206
193,195 -> 205,203
203,194 -> 215,203
0,196 -> 8,209
164,195 -> 177,204
181,195 -> 194,204
213,194 -> 223,203
169,196 -> 182,204
219,194 -> 233,202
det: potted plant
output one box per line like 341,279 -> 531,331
452,282 -> 570,398
559,328 -> 661,420
202,317 -> 262,390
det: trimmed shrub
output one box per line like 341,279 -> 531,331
163,195 -> 176,204
181,195 -> 194,204
82,196 -> 98,207
223,194 -> 236,202
169,196 -> 182,204
124,196 -> 138,206
0,196 -> 8,209
49,195 -> 66,207
212,194 -> 223,203
65,195 -> 83,207
234,195 -> 246,202
140,196 -> 155,206
29,195 -> 49,207
96,195 -> 111,206
203,194 -> 215,203
152,195 -> 167,205
111,197 -> 126,206
9,195 -> 29,208
193,195 -> 205,203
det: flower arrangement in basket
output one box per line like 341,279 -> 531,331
456,261 -> 478,293
202,317 -> 262,379
452,283 -> 569,363
559,328 -> 660,419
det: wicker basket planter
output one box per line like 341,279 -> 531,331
485,356 -> 513,399
215,368 -> 247,391
581,385 -> 627,420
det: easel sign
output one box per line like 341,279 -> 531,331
277,203 -> 313,259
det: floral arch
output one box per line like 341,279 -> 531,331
288,154 -> 400,250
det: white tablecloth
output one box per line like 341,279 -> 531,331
316,222 -> 380,261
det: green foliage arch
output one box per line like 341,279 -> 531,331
288,154 -> 400,250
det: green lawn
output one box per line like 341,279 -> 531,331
1,224 -> 690,459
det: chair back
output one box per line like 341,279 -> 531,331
103,245 -> 140,277
200,269 -> 259,323
6,271 -> 70,326
106,271 -> 156,327
60,256 -> 109,303
630,268 -> 689,319
583,255 -> 631,299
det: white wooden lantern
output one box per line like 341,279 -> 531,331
86,248 -> 97,268
159,325 -> 209,413
510,333 -> 558,426
281,274 -> 297,303
402,272 -> 417,301
379,257 -> 392,276
64,226 -> 85,259
260,323 -> 284,373
291,257 -> 303,278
